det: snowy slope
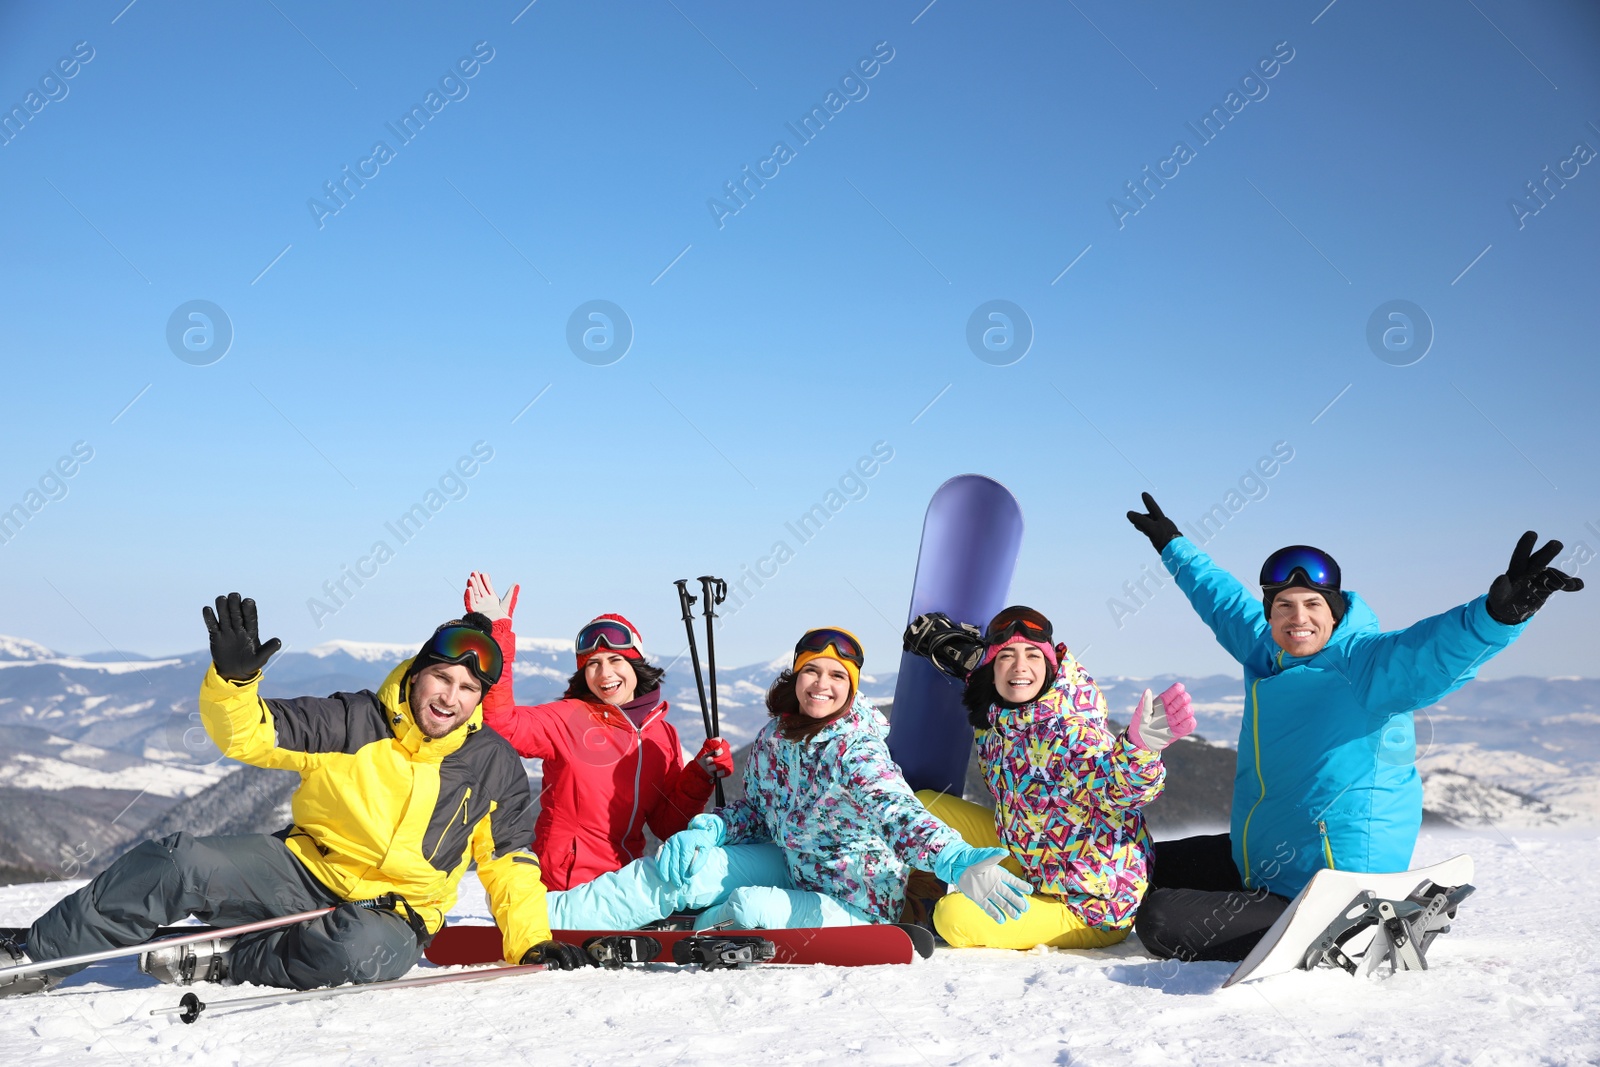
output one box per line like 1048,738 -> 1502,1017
0,827 -> 1595,1065
0,636 -> 56,661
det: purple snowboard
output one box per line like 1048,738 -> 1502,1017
886,475 -> 1023,795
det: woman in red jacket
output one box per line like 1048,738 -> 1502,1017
464,572 -> 732,892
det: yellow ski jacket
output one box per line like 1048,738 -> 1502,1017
198,659 -> 551,964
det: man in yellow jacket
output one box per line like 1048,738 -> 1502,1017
4,593 -> 588,994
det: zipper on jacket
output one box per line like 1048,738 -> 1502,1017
1319,820 -> 1336,870
614,701 -> 667,863
426,788 -> 472,863
1239,678 -> 1268,888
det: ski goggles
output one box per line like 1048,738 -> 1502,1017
793,627 -> 864,668
1259,545 -> 1342,592
575,618 -> 643,657
981,606 -> 1053,647
416,624 -> 503,687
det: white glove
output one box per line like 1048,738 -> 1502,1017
1127,682 -> 1195,752
464,571 -> 519,624
934,844 -> 1034,924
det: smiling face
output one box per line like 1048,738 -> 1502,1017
1269,589 -> 1336,658
408,662 -> 483,739
992,644 -> 1049,704
794,658 -> 853,719
584,651 -> 638,706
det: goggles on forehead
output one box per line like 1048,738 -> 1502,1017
982,606 -> 1053,646
1260,545 -> 1342,591
794,627 -> 864,668
576,619 -> 642,656
417,625 -> 503,686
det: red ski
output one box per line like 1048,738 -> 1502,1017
426,924 -> 932,968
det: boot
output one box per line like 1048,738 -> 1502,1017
138,937 -> 236,985
0,932 -> 56,999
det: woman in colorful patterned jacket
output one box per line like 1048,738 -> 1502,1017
905,606 -> 1195,950
463,572 -> 733,896
654,627 -> 1034,930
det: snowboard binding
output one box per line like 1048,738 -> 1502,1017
582,935 -> 662,969
1302,880 -> 1474,978
670,935 -> 776,970
903,613 -> 985,680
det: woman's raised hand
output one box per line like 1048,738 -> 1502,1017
464,570 -> 519,623
1127,682 -> 1195,752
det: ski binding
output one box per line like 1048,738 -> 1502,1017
582,935 -> 662,968
670,935 -> 776,970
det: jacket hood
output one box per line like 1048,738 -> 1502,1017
379,658 -> 485,756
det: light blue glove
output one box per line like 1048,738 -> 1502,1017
656,814 -> 727,885
932,841 -> 1034,924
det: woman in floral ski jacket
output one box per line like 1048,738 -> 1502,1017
656,628 -> 1034,930
905,606 -> 1195,950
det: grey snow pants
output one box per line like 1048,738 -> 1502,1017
29,832 -> 423,989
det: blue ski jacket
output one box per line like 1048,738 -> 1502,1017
1161,537 -> 1527,898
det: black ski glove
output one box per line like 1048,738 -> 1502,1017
522,940 -> 594,970
202,593 -> 282,681
1486,531 -> 1584,625
1126,492 -> 1181,553
903,613 -> 986,679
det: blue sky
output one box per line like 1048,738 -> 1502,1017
1,0 -> 1596,682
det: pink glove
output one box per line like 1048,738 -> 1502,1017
464,571 -> 519,623
1127,682 -> 1195,752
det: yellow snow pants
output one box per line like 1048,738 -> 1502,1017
916,790 -> 1128,951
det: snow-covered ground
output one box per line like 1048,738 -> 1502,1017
2,827 -> 1596,1066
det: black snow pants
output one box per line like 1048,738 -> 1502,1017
1135,833 -> 1291,963
29,832 -> 423,989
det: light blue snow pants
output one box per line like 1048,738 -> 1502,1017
547,843 -> 874,931
692,885 -> 875,930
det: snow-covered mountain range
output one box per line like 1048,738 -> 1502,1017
0,634 -> 1595,883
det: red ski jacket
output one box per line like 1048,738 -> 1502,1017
482,620 -> 717,891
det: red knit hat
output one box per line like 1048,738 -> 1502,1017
575,613 -> 644,671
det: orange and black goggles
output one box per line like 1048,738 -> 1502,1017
793,627 -> 864,668
982,606 -> 1053,646
412,624 -> 503,687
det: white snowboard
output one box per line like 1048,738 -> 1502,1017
1222,854 -> 1474,988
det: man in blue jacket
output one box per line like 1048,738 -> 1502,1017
1124,494 -> 1582,961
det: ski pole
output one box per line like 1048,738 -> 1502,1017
674,579 -> 714,745
0,907 -> 337,982
697,575 -> 729,808
150,963 -> 546,1024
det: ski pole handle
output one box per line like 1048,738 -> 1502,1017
674,578 -> 716,747
674,579 -> 697,623
697,575 -> 728,807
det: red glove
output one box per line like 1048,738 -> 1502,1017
692,737 -> 733,780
